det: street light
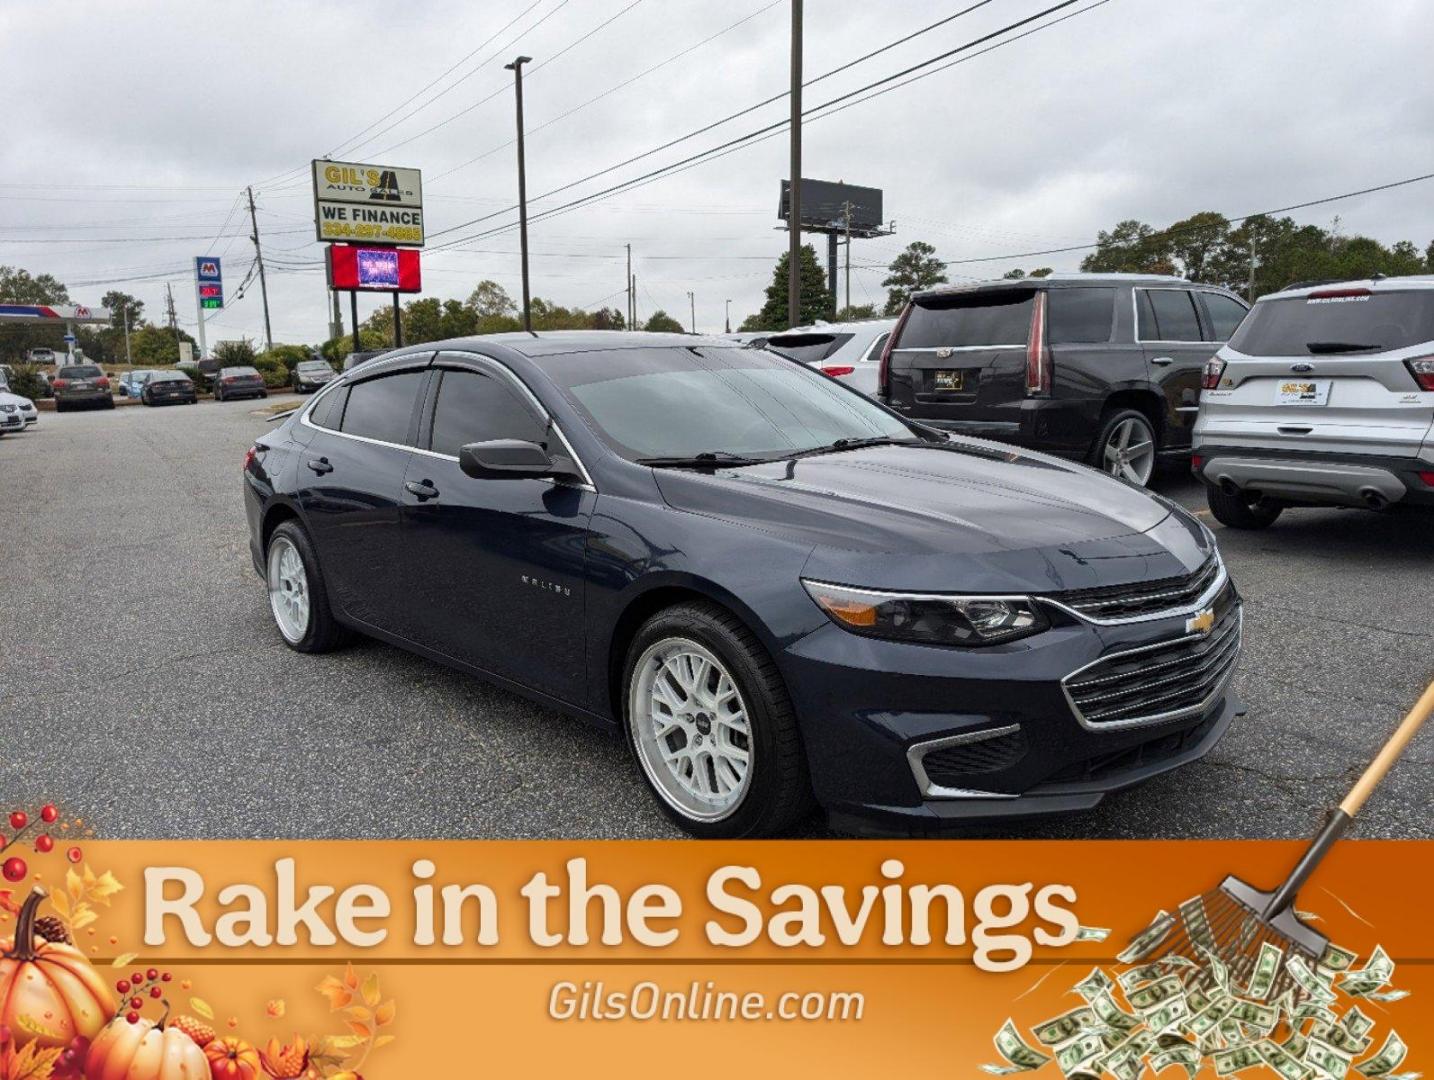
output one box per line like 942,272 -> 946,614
725,298 -> 732,334
505,55 -> 533,333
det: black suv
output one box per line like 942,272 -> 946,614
878,274 -> 1250,485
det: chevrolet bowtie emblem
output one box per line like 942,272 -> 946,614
1186,608 -> 1216,636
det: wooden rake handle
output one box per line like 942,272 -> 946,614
1340,678 -> 1434,818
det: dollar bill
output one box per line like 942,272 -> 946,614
1214,1044 -> 1263,1076
1246,941 -> 1284,1001
1319,943 -> 1358,973
1033,1006 -> 1098,1047
988,1019 -> 1053,1073
1056,1033 -> 1107,1076
1288,955 -> 1339,1005
1075,925 -> 1112,942
1228,999 -> 1278,1033
1090,990 -> 1141,1034
1146,996 -> 1191,1034
1186,985 -> 1212,1014
1199,945 -> 1232,993
1343,1007 -> 1376,1040
1179,895 -> 1217,952
1283,1031 -> 1309,1060
1151,1044 -> 1201,1078
1073,967 -> 1114,1002
1295,1001 -> 1339,1027
1308,1037 -> 1354,1079
1259,1039 -> 1313,1080
1119,962 -> 1169,992
1118,911 -> 1176,964
1355,1032 -> 1407,1078
1341,946 -> 1394,997
1314,1020 -> 1374,1056
1128,975 -> 1185,1014
1188,997 -> 1237,1039
1363,989 -> 1409,1003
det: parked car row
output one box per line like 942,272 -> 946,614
34,358 -> 342,411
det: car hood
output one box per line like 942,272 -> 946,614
0,391 -> 34,408
653,441 -> 1212,594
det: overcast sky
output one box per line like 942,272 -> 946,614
3,0 -> 1432,345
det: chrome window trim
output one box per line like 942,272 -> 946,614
1040,555 -> 1228,627
1060,606 -> 1242,732
300,358 -> 597,493
906,724 -> 1024,800
1132,286 -> 1208,345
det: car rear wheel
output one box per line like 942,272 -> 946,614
623,601 -> 812,838
1206,485 -> 1283,529
266,521 -> 351,653
1092,409 -> 1157,486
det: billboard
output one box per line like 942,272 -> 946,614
313,159 -> 424,247
327,244 -> 422,293
779,179 -> 884,234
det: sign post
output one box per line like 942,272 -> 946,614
194,257 -> 223,360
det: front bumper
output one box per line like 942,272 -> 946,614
779,580 -> 1243,835
1195,443 -> 1434,508
0,412 -> 22,431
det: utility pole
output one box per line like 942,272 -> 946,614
506,55 -> 534,332
687,291 -> 696,333
787,0 -> 803,330
122,304 -> 132,365
631,275 -> 638,328
165,283 -> 181,355
626,244 -> 633,328
842,200 -> 853,312
245,186 -> 273,351
725,299 -> 732,334
1247,236 -> 1258,303
329,288 -> 343,343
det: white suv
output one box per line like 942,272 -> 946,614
1193,276 -> 1434,527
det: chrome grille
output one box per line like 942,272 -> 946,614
1062,598 -> 1240,728
1055,556 -> 1221,621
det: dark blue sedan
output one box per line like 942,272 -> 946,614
243,333 -> 1241,837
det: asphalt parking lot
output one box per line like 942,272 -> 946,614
2,400 -> 1430,840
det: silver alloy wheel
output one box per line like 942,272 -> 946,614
267,536 -> 311,644
1102,416 -> 1156,485
629,637 -> 753,822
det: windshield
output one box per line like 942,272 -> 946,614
1229,290 -> 1434,355
298,361 -> 331,372
59,365 -> 102,378
545,346 -> 913,461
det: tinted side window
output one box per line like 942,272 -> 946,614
429,369 -> 546,457
1047,287 -> 1115,343
1202,293 -> 1249,341
339,370 -> 424,445
863,332 -> 890,361
309,385 -> 348,430
1143,289 -> 1202,341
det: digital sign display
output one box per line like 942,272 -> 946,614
326,244 -> 421,292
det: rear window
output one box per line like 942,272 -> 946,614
764,333 -> 850,363
223,366 -> 259,377
1229,290 -> 1434,356
58,365 -> 101,378
151,372 -> 190,383
900,291 -> 1033,348
1047,287 -> 1115,343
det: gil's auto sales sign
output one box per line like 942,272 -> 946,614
312,159 -> 424,247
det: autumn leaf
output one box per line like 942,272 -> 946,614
374,1000 -> 396,1027
342,963 -> 359,990
344,1021 -> 371,1040
71,908 -> 98,931
87,869 -> 124,905
373,1034 -> 396,1049
316,975 -> 353,1011
65,869 -> 83,904
0,890 -> 19,917
190,997 -> 215,1020
265,999 -> 286,1019
47,891 -> 70,920
111,952 -> 138,968
342,1006 -> 371,1025
321,1035 -> 365,1053
1,1041 -> 64,1080
360,972 -> 381,1008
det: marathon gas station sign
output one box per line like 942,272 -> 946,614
312,159 -> 424,246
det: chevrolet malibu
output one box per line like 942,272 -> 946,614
242,333 -> 1242,837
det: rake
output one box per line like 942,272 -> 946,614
1134,679 -> 1434,1002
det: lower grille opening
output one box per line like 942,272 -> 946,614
920,728 -> 1028,788
1041,708 -> 1223,787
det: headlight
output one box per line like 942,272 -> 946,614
801,580 -> 1048,647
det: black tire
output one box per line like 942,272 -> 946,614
1088,407 -> 1158,486
55,401 -> 66,414
104,397 -> 115,410
1206,485 -> 1283,529
622,601 -> 813,838
265,520 -> 352,653
215,388 -> 224,402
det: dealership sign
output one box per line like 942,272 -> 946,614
195,256 -> 223,310
327,244 -> 421,293
312,159 -> 424,247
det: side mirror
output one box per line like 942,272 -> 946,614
459,439 -> 565,480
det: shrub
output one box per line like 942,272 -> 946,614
6,362 -> 49,399
252,353 -> 290,388
212,338 -> 258,366
258,344 -> 312,374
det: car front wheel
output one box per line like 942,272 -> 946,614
623,601 -> 812,838
1206,485 -> 1283,529
266,521 -> 351,653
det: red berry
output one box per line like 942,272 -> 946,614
126,1012 -> 140,1025
8,811 -> 26,831
116,980 -> 130,994
161,972 -> 172,982
129,997 -> 143,1010
131,972 -> 143,985
1,857 -> 26,882
40,805 -> 58,824
150,986 -> 162,999
146,968 -> 159,981
35,835 -> 54,853
66,846 -> 82,864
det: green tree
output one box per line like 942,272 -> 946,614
882,241 -> 947,315
213,338 -> 258,366
1002,269 -> 1026,279
128,324 -> 196,367
100,290 -> 145,330
1426,240 -> 1434,272
466,280 -> 517,319
643,309 -> 685,333
1080,219 -> 1176,275
834,303 -> 877,321
747,244 -> 834,330
589,306 -> 626,330
0,265 -> 70,304
320,329 -> 388,364
1166,211 -> 1230,282
258,344 -> 314,374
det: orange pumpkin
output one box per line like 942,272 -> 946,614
85,1015 -> 209,1080
204,1036 -> 261,1080
0,887 -> 114,1051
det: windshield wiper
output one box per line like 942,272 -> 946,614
637,451 -> 767,468
1306,341 -> 1383,354
781,435 -> 923,461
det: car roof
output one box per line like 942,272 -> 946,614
769,319 -> 895,336
1261,274 -> 1434,301
912,272 -> 1196,302
429,330 -> 730,357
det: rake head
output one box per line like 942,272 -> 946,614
1147,876 -> 1329,1004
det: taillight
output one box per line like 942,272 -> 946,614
878,304 -> 913,399
1024,291 -> 1050,396
242,446 -> 259,471
222,376 -> 236,384
820,365 -> 855,377
1201,356 -> 1227,390
52,378 -> 68,389
1405,357 -> 1434,391
1191,454 -> 1204,472
1419,471 -> 1434,487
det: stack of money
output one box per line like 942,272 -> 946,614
982,907 -> 1415,1079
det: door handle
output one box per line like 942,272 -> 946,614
1150,356 -> 1175,366
306,457 -> 333,475
405,479 -> 440,501
1278,425 -> 1313,436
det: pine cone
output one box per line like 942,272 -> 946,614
33,915 -> 70,944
